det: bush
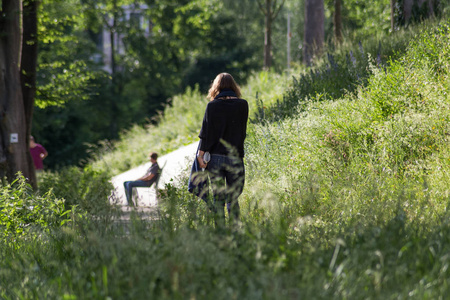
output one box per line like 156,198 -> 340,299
2,18 -> 450,300
0,174 -> 70,245
37,165 -> 113,216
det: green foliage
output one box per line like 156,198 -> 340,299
394,0 -> 445,28
37,166 -> 113,216
335,0 -> 392,38
258,24 -> 419,123
33,0 -> 110,168
3,10 -> 450,300
89,85 -> 205,175
0,174 -> 69,245
2,189 -> 450,298
33,0 -> 264,168
36,0 -> 100,107
31,0 -> 448,169
316,21 -> 450,176
243,20 -> 450,228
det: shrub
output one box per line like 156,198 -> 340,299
0,174 -> 70,245
37,165 -> 113,216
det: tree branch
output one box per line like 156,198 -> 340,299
271,0 -> 286,21
256,0 -> 266,15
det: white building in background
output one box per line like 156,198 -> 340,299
95,4 -> 151,73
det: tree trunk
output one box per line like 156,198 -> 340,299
0,0 -> 31,182
427,0 -> 435,17
109,0 -> 119,138
403,0 -> 413,24
258,0 -> 285,69
263,0 -> 272,69
303,0 -> 324,66
110,27 -> 116,76
334,0 -> 342,45
404,0 -> 435,25
419,0 -> 435,17
21,0 -> 40,188
390,0 -> 395,31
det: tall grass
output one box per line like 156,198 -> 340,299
244,20 -> 450,221
0,175 -> 70,247
255,24 -> 421,123
2,19 -> 450,299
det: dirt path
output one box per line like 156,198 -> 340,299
110,141 -> 198,207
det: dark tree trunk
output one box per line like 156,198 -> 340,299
427,0 -> 436,17
304,0 -> 324,66
0,0 -> 31,183
403,0 -> 413,23
258,0 -> 285,69
109,0 -> 119,138
404,0 -> 436,25
391,0 -> 395,31
420,0 -> 435,17
110,25 -> 116,76
334,0 -> 342,45
21,0 -> 40,188
263,0 -> 272,69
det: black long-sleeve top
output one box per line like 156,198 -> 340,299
199,98 -> 249,157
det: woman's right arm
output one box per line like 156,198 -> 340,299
198,104 -> 210,169
197,148 -> 207,169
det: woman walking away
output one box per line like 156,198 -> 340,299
197,73 -> 249,227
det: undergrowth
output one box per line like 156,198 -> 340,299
1,19 -> 450,299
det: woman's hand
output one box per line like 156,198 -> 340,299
197,150 -> 208,169
197,155 -> 208,169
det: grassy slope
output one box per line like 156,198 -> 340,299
245,21 -> 450,218
236,20 -> 450,297
2,19 -> 450,299
91,19 -> 450,297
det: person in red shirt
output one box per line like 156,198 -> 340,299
29,136 -> 48,171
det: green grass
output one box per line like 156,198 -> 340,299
2,19 -> 450,299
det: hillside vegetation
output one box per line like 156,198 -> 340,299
1,20 -> 450,299
90,19 -> 418,177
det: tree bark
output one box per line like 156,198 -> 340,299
258,0 -> 285,69
427,0 -> 435,17
263,0 -> 272,69
303,0 -> 324,66
390,0 -> 395,31
420,0 -> 435,17
404,0 -> 435,25
21,0 -> 40,188
403,0 -> 413,24
109,0 -> 119,138
0,0 -> 31,182
334,0 -> 342,45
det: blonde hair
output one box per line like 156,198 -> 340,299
207,73 -> 241,101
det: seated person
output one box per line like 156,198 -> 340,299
123,152 -> 160,206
